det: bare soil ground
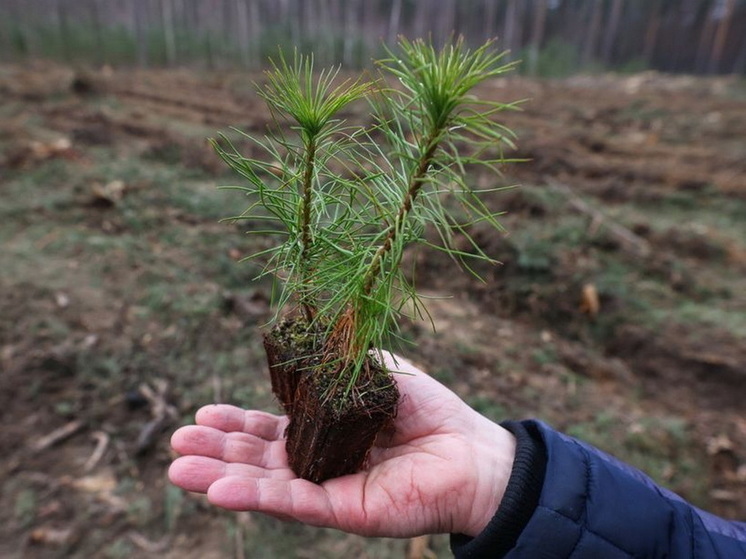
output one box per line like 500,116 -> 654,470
1,61 -> 745,558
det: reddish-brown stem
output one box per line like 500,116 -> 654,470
300,137 -> 317,322
360,136 -> 439,297
330,135 -> 441,369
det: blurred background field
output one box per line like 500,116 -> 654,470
2,0 -> 746,75
1,1 -> 745,558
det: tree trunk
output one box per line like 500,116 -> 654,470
708,0 -> 736,74
528,0 -> 548,75
601,0 -> 624,66
57,0 -> 71,61
343,0 -> 360,66
0,1 -> 18,55
134,0 -> 150,67
503,0 -> 515,55
581,0 -> 603,67
733,30 -> 746,74
161,0 -> 176,66
89,0 -> 106,66
503,0 -> 523,60
439,0 -> 457,44
643,1 -> 663,65
249,0 -> 261,67
318,0 -> 333,64
483,0 -> 497,42
388,0 -> 402,45
696,2 -> 717,73
235,0 -> 251,67
413,0 -> 427,39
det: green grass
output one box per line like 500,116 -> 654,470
13,489 -> 37,529
486,177 -> 746,351
104,538 -> 136,559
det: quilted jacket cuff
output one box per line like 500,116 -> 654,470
450,420 -> 547,558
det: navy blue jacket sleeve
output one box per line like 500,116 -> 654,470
452,420 -> 746,558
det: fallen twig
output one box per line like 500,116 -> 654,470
408,535 -> 436,559
230,512 -> 254,559
128,531 -> 171,553
212,371 -> 222,404
83,431 -> 110,472
135,380 -> 179,454
28,525 -> 79,547
30,420 -> 85,453
547,178 -> 651,258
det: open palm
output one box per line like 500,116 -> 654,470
169,353 -> 515,538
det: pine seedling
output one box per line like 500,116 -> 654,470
320,38 -> 519,393
212,51 -> 374,324
211,38 -> 519,482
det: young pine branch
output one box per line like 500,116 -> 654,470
360,134 -> 439,298
214,51 -> 373,322
338,38 -> 518,369
298,136 -> 317,321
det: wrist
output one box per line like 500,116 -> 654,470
457,414 -> 517,537
451,420 -> 548,556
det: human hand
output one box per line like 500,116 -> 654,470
168,352 -> 516,538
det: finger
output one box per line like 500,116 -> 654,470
171,425 -> 288,468
206,475 -> 343,530
168,456 -> 295,493
378,351 -> 441,398
195,405 -> 287,441
379,351 -> 425,376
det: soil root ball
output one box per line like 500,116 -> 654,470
264,318 -> 399,483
